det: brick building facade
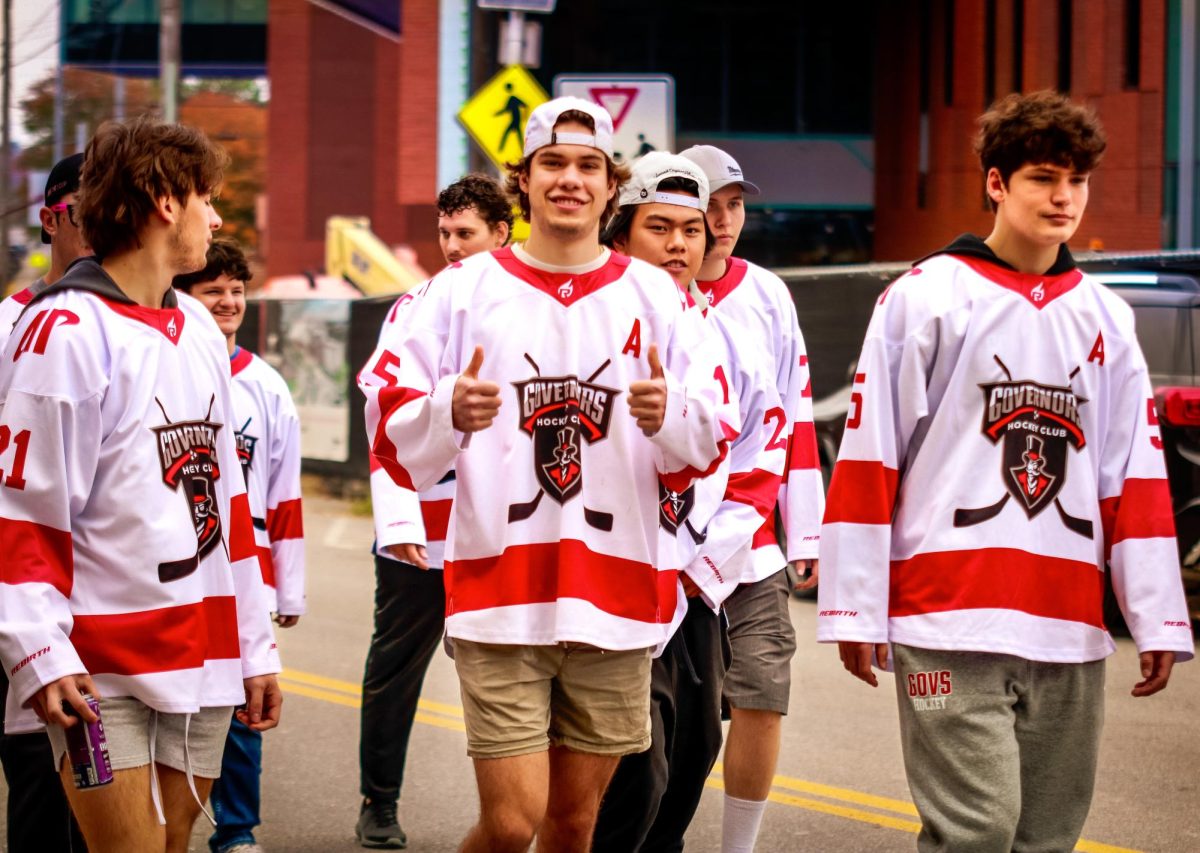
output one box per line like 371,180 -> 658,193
265,0 -> 442,278
874,0 -> 1167,261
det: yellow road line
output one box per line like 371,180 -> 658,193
280,669 -> 1143,852
280,667 -> 463,719
707,777 -> 922,833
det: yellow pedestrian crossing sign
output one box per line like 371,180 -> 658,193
458,65 -> 549,170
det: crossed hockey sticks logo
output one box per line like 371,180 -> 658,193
508,354 -> 618,531
953,355 -> 1093,539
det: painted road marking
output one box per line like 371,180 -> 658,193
278,668 -> 1142,853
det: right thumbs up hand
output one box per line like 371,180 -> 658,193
453,345 -> 502,433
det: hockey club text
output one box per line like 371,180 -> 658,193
152,398 -> 224,582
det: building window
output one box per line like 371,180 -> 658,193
1125,0 -> 1141,88
1057,0 -> 1072,92
1013,0 -> 1024,91
943,0 -> 956,106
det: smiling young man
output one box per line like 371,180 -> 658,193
679,144 -> 823,853
354,172 -> 512,850
175,237 -> 305,853
0,117 -> 282,853
593,152 -> 786,852
360,98 -> 738,853
819,90 -> 1193,851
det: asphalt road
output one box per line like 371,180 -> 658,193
4,494 -> 1199,852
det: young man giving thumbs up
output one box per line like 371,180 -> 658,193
359,97 -> 739,853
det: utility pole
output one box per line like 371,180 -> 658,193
160,0 -> 181,122
1,0 -> 11,291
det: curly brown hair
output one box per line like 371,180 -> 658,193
504,109 -> 631,232
77,115 -> 230,259
438,173 -> 514,240
172,237 -> 251,291
976,90 -> 1107,210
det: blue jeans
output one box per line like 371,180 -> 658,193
209,714 -> 262,852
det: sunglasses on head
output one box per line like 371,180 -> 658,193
50,202 -> 78,226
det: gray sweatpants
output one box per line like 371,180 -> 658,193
891,643 -> 1105,853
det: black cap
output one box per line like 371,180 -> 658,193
41,153 -> 85,244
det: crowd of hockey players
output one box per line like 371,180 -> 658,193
0,88 -> 1192,853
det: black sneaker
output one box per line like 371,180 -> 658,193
356,798 -> 407,850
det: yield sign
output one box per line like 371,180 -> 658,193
588,87 -> 640,131
554,74 -> 675,163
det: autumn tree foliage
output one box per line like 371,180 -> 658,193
19,68 -> 266,251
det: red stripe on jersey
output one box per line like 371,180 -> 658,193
229,493 -> 257,563
445,540 -> 678,624
492,248 -> 632,306
420,498 -> 452,542
786,422 -> 820,471
752,513 -> 778,549
824,460 -> 900,524
267,498 -> 304,542
659,422 -> 739,493
71,596 -> 241,676
12,287 -> 34,306
725,469 -> 782,518
257,545 -> 276,588
370,387 -> 427,491
368,454 -> 383,474
696,257 -> 749,307
1099,478 -> 1175,560
889,548 -> 1105,629
799,355 -> 811,399
0,518 -> 73,597
97,296 -> 186,343
230,347 -> 253,377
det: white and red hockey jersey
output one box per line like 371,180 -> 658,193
0,282 -> 44,347
230,347 -> 306,615
697,257 -> 823,578
666,287 -> 786,609
364,293 -> 454,570
0,259 -> 280,733
818,238 -> 1194,664
360,247 -> 739,651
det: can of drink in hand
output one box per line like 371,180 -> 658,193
64,694 -> 113,789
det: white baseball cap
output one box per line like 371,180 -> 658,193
523,96 -> 615,158
618,151 -> 711,211
678,144 -> 761,195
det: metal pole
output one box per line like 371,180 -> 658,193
1179,0 -> 1197,248
501,10 -> 525,66
53,30 -> 63,163
1,0 -> 11,290
160,0 -> 181,122
114,76 -> 126,122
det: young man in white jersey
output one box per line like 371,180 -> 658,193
592,152 -> 786,852
0,116 -> 282,853
0,154 -> 91,853
175,237 -> 305,853
0,153 -> 92,337
819,90 -> 1192,851
679,144 -> 824,852
356,174 -> 512,850
359,97 -> 738,853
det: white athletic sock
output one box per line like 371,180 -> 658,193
722,793 -> 768,853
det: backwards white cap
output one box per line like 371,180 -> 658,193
678,144 -> 761,195
618,151 -> 711,211
523,96 -> 615,158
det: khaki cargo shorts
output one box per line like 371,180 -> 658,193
453,640 -> 652,759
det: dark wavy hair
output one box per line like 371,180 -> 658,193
172,238 -> 251,291
976,90 -> 1107,210
438,173 -> 514,240
77,115 -> 229,259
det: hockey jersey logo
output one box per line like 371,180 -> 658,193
235,416 -> 258,483
152,397 -> 224,581
955,362 -> 1092,538
508,356 -> 617,527
658,483 -> 695,535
